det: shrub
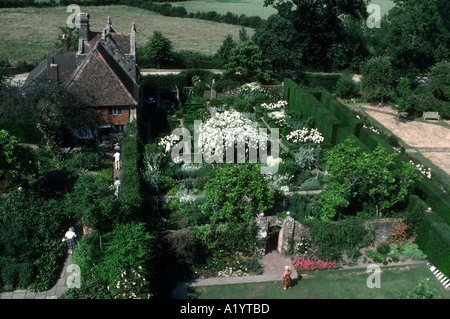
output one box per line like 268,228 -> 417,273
406,279 -> 440,299
300,178 -> 321,191
392,255 -> 399,262
334,74 -> 359,99
400,243 -> 427,260
365,250 -> 384,263
376,243 -> 390,255
387,224 -> 409,246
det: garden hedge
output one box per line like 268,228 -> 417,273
415,212 -> 450,278
416,179 -> 450,225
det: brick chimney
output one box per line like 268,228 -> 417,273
61,34 -> 68,53
76,12 -> 90,42
48,63 -> 59,83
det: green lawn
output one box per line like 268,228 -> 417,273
189,263 -> 450,299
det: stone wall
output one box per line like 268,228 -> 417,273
256,216 -> 403,257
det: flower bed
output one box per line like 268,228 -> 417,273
293,257 -> 340,271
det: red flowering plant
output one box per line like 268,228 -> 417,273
387,224 -> 409,247
293,257 -> 340,271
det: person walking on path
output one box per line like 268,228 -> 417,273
62,227 -> 77,255
113,176 -> 121,198
113,151 -> 121,170
114,143 -> 121,152
282,265 -> 292,290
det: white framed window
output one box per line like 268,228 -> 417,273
108,107 -> 123,116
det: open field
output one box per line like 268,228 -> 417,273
0,5 -> 254,65
169,0 -> 395,19
188,263 -> 450,299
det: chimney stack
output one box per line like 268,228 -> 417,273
76,12 -> 90,42
61,34 -> 68,53
48,63 -> 59,83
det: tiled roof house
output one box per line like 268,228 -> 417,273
24,12 -> 139,142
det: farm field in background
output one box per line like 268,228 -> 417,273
0,5 -> 254,65
168,0 -> 395,19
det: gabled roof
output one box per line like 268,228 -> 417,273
65,42 -> 138,107
23,51 -> 77,88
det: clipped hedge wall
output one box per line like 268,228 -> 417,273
119,120 -> 144,216
297,73 -> 341,92
416,179 -> 450,225
357,127 -> 394,153
416,212 -> 450,278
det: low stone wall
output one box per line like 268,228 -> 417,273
256,216 -> 404,257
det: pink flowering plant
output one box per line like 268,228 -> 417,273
293,257 -> 340,271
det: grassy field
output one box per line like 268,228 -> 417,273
0,0 -> 396,66
169,0 -> 395,19
0,5 -> 254,65
188,263 -> 450,299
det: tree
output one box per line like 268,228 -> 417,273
0,129 -> 37,184
360,56 -> 395,105
367,0 -> 450,74
2,82 -> 99,154
428,60 -> 450,101
256,0 -> 369,71
252,14 -> 299,71
334,72 -> 359,99
393,77 -> 414,120
216,34 -> 236,67
141,31 -> 174,69
223,40 -> 270,82
65,173 -> 115,235
320,139 -> 421,220
201,164 -> 275,224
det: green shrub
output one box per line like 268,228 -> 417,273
382,259 -> 388,265
392,255 -> 399,262
365,250 -> 384,263
18,262 -> 34,288
376,243 -> 390,255
400,243 -> 427,260
334,74 -> 359,99
29,239 -> 65,292
300,178 -> 321,191
1,263 -> 19,287
309,217 -> 373,261
406,279 -> 440,299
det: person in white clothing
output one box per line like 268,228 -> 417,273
62,227 -> 77,254
114,177 -> 121,198
113,151 -> 121,170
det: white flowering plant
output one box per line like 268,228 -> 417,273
286,128 -> 324,144
260,100 -> 288,111
410,160 -> 431,179
197,110 -> 268,162
267,110 -> 290,128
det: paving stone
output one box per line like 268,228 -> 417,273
11,292 -> 26,299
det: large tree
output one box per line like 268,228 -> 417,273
255,0 -> 369,71
319,139 -> 421,220
360,56 -> 395,104
1,82 -> 99,153
366,0 -> 450,74
223,40 -> 270,82
201,164 -> 275,225
0,129 -> 37,185
428,60 -> 450,101
140,31 -> 174,69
